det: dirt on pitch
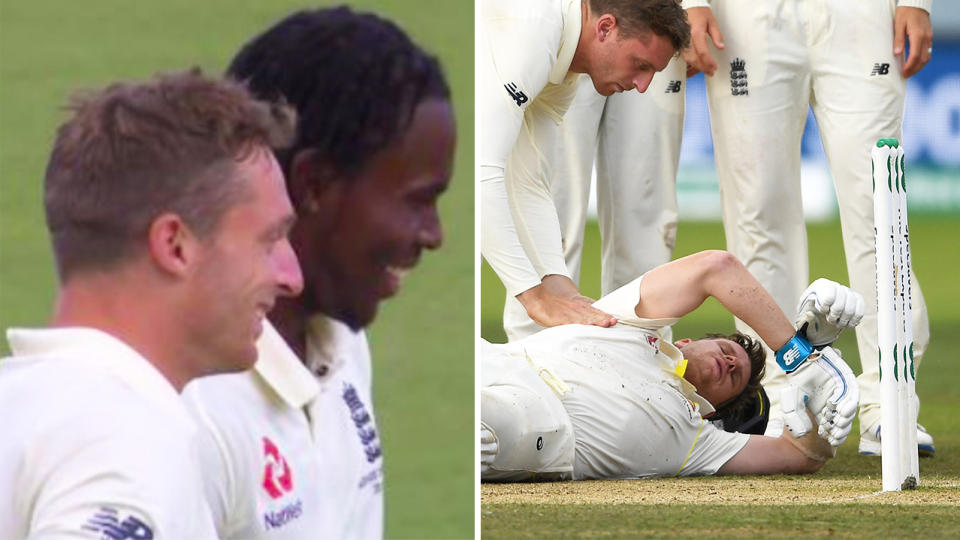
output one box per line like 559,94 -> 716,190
482,475 -> 960,506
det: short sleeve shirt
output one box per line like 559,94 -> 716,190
502,275 -> 750,479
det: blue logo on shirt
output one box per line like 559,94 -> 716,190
81,507 -> 153,540
342,382 -> 382,463
263,499 -> 303,530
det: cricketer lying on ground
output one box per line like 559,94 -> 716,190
481,254 -> 862,480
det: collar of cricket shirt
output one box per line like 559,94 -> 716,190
303,314 -> 365,384
254,321 -> 320,410
549,0 -> 583,84
658,339 -> 717,417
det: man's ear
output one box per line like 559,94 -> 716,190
147,213 -> 196,277
596,14 -> 617,42
289,148 -> 343,215
674,338 -> 692,348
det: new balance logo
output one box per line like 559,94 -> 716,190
82,507 -> 153,540
870,63 -> 890,76
730,57 -> 749,96
782,346 -> 800,367
504,82 -> 528,107
664,80 -> 682,93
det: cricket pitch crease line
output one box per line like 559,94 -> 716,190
818,490 -> 886,504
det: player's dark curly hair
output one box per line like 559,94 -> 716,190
226,6 -> 450,180
705,332 -> 766,420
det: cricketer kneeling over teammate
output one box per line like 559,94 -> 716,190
480,250 -> 863,480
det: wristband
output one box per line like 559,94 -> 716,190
776,332 -> 814,373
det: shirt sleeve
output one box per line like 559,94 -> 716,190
26,414 -> 217,539
896,0 -> 931,12
504,89 -> 575,280
592,274 -> 680,328
675,421 -> 750,476
682,0 -> 711,9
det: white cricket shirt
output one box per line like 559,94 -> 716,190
0,327 -> 217,539
479,0 -> 583,294
183,316 -> 383,539
497,275 -> 750,479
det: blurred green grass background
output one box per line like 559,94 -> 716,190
0,1 -> 473,538
482,216 -> 960,536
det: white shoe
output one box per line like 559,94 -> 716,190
858,423 -> 935,457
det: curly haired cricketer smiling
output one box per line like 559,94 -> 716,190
183,7 -> 456,539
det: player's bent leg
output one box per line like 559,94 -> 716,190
855,272 -> 933,455
480,383 -> 575,482
807,0 -> 935,457
704,1 -> 811,422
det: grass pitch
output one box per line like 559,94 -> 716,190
0,1 -> 473,537
482,217 -> 960,538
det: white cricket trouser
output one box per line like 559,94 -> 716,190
503,57 -> 687,341
480,341 -> 575,481
703,0 -> 930,431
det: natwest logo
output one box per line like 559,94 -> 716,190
262,436 -> 293,499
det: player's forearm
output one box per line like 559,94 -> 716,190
718,432 -> 823,475
480,176 -> 615,328
696,251 -> 794,349
637,251 -> 794,349
503,114 -> 570,280
480,174 -> 542,297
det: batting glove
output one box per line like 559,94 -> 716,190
795,278 -> 865,347
780,384 -> 813,438
785,346 -> 860,446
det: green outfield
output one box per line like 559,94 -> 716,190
482,216 -> 960,538
0,1 -> 473,538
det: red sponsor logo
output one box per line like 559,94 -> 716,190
262,437 -> 293,499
